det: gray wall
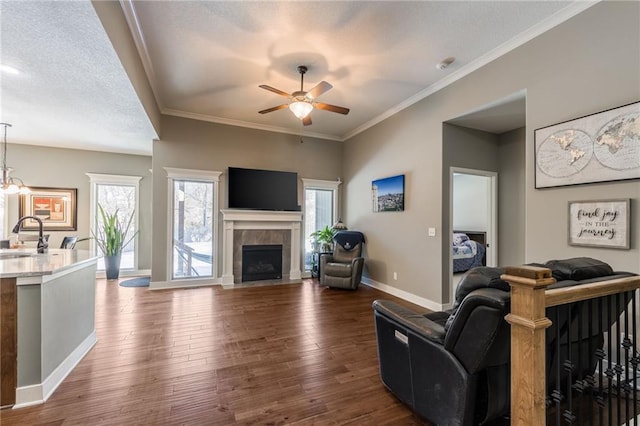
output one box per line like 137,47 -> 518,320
343,2 -> 640,306
42,263 -> 97,379
498,127 -> 526,267
151,115 -> 343,282
17,262 -> 97,387
17,284 -> 41,385
442,124 -> 501,302
6,144 -> 153,270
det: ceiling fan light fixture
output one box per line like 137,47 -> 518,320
259,65 -> 347,126
289,101 -> 313,119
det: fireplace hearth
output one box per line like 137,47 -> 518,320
221,209 -> 302,286
242,244 -> 283,282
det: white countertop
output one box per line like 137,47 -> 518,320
0,249 -> 98,278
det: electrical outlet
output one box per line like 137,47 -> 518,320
428,227 -> 436,237
393,272 -> 398,280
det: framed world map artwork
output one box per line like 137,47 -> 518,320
535,101 -> 640,188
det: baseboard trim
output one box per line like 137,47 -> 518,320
96,269 -> 151,279
150,277 -> 221,290
13,385 -> 43,409
14,331 -> 97,409
361,277 -> 449,311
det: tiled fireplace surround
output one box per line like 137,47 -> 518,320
220,209 -> 303,286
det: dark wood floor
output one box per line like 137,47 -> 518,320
1,278 -> 433,425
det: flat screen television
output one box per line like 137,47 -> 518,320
228,167 -> 300,211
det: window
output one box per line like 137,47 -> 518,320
87,173 -> 141,271
165,168 -> 221,281
301,178 -> 340,273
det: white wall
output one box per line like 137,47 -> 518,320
453,174 -> 488,232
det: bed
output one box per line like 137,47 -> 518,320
452,231 -> 487,273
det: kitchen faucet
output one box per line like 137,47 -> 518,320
12,216 -> 48,253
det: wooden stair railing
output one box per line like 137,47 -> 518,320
503,265 -> 640,425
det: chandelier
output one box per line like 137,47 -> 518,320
0,123 -> 30,194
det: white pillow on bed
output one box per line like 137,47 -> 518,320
453,233 -> 469,245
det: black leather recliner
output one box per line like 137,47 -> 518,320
374,267 -> 512,425
372,258 -> 637,425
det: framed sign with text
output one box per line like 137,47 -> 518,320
568,199 -> 630,249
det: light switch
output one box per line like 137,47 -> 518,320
428,227 -> 436,237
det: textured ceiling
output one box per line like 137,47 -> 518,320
0,1 -> 156,155
0,1 -> 594,155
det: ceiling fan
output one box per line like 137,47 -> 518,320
258,65 -> 349,126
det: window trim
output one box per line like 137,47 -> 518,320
165,167 -> 222,281
86,173 -> 142,270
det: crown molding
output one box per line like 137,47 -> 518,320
162,108 -> 343,142
341,0 -> 600,141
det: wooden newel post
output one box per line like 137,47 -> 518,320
503,266 -> 556,425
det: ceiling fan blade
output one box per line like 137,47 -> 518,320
315,102 -> 350,115
259,85 -> 291,98
302,115 -> 312,126
258,104 -> 288,114
306,81 -> 332,99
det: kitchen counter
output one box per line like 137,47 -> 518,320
0,249 -> 98,409
0,248 -> 97,278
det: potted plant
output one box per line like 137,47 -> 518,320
93,204 -> 137,280
310,225 -> 335,253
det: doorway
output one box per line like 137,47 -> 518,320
449,167 -> 497,296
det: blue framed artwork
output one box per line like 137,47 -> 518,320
372,174 -> 405,212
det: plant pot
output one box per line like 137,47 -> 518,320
104,253 -> 122,280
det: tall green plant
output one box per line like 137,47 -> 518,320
93,204 -> 137,256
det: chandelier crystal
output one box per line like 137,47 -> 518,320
0,123 -> 30,195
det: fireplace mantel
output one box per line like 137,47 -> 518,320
220,209 -> 303,286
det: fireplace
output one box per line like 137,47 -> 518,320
242,244 -> 283,282
220,209 -> 302,286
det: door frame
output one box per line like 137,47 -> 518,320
449,167 -> 498,301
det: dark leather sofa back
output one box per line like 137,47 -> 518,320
546,256 -> 614,282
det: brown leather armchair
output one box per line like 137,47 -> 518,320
320,231 -> 365,290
